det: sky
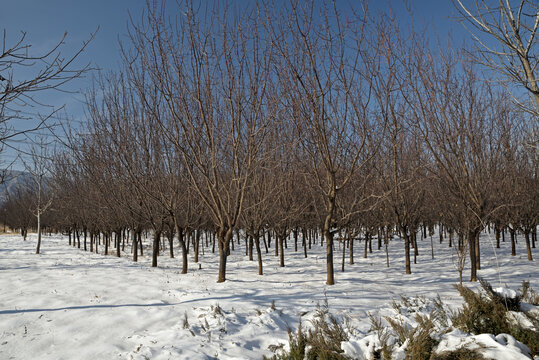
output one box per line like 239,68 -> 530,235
0,0 -> 468,170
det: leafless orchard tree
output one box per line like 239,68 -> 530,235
271,1 -> 382,285
0,29 -> 95,171
22,138 -> 55,254
404,47 -> 519,281
454,0 -> 539,116
2,185 -> 34,239
129,1 -> 276,282
367,13 -> 430,275
85,73 -> 172,266
240,157 -> 280,275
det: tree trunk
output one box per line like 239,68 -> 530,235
194,229 -> 200,263
248,235 -> 254,261
263,232 -> 269,254
302,229 -> 308,258
116,231 -> 121,257
475,231 -> 480,270
255,233 -> 263,275
168,230 -> 175,259
217,228 -> 232,283
36,212 -> 42,254
510,228 -> 516,256
385,226 -> 390,268
468,229 -> 478,282
175,225 -> 188,274
524,231 -> 533,261
132,230 -> 138,262
364,232 -> 369,259
138,231 -> 143,256
274,231 -> 279,257
412,231 -> 418,264
404,233 -> 411,275
341,237 -> 346,272
151,230 -> 160,267
279,234 -> 285,267
349,235 -> 354,265
326,231 -> 334,285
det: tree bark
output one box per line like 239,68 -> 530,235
35,212 -> 42,254
217,228 -> 232,283
412,230 -> 418,264
175,225 -> 188,274
525,231 -> 533,261
474,231 -> 480,270
404,233 -> 411,275
349,235 -> 354,265
468,229 -> 478,282
279,234 -> 285,267
132,230 -> 138,262
194,230 -> 200,263
510,228 -> 516,256
255,233 -> 263,275
151,231 -> 161,267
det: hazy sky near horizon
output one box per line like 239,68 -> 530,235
1,0 -> 467,168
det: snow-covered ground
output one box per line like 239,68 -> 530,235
0,231 -> 537,359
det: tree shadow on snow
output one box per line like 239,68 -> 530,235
0,301 -> 181,315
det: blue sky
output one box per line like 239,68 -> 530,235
1,0 -> 467,169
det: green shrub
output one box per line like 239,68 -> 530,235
266,281 -> 538,360
265,321 -> 306,360
386,312 -> 438,360
452,279 -> 539,357
368,313 -> 393,360
265,302 -> 350,360
431,347 -> 487,360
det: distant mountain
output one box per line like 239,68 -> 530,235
0,170 -> 34,204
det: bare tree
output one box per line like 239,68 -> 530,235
405,48 -> 515,281
22,138 -> 54,254
271,1 -> 380,285
131,1 -> 275,282
368,13 -> 429,275
0,29 -> 95,168
454,0 -> 539,115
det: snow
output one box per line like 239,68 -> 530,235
436,331 -> 532,360
494,287 -> 518,300
0,231 -> 537,359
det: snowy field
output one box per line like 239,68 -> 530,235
0,231 -> 537,359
